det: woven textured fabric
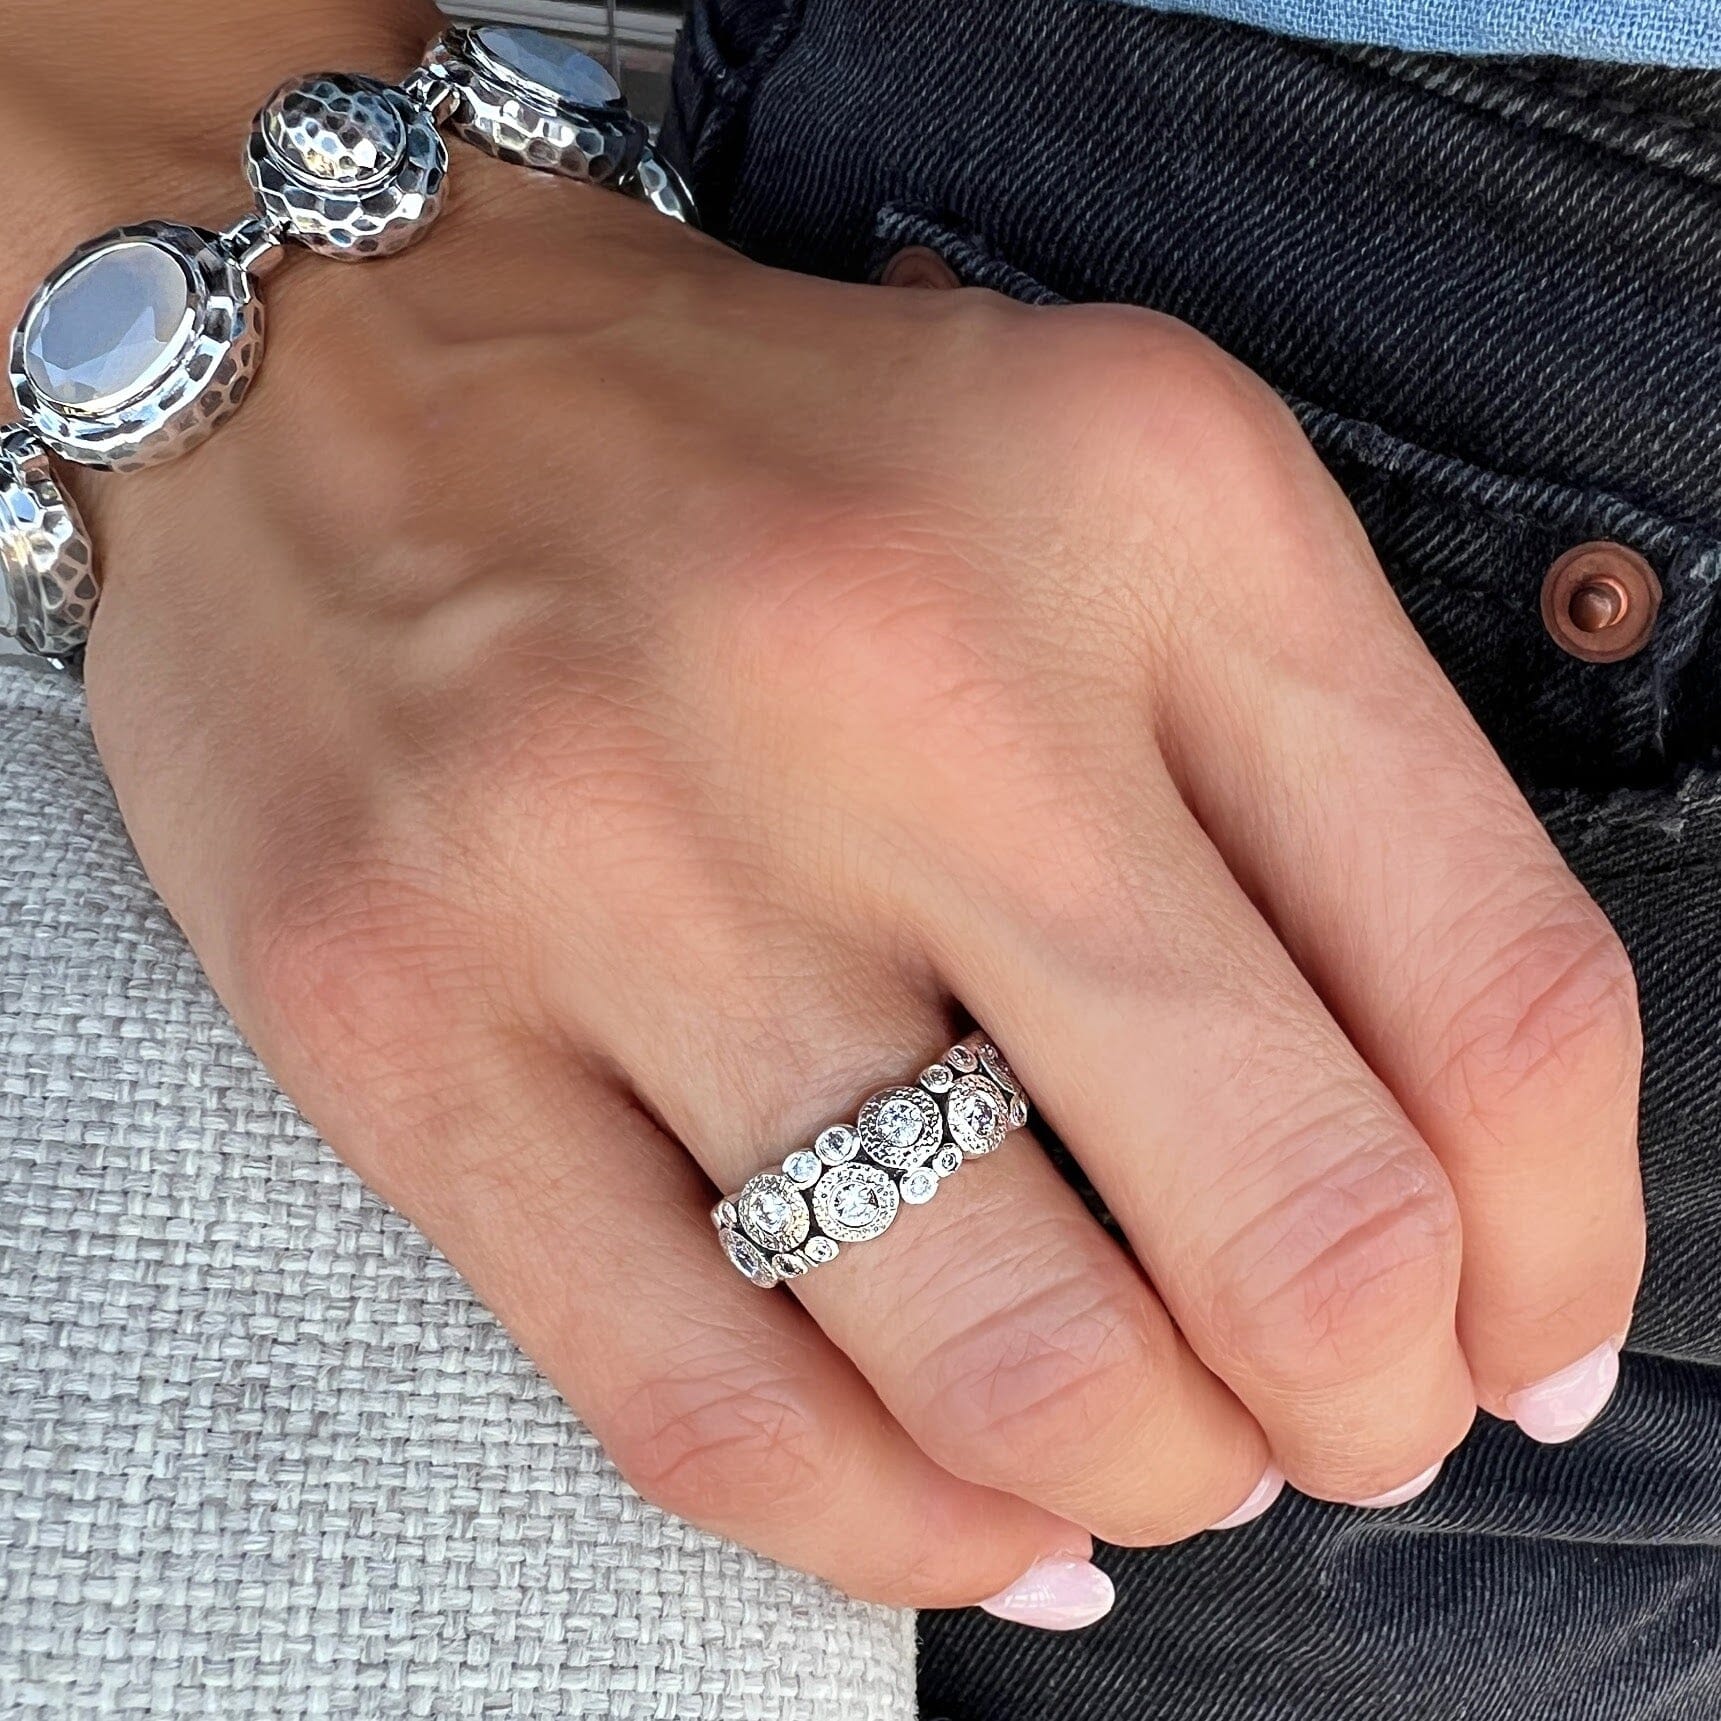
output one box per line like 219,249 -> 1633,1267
0,661 -> 916,1720
1103,0 -> 1721,65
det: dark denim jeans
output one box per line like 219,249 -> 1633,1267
665,4 -> 1721,1714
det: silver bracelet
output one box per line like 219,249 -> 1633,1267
0,25 -> 696,667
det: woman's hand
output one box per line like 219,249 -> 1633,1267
16,15 -> 1643,1614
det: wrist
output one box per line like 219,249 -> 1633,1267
0,0 -> 441,319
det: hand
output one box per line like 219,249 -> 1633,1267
23,13 -> 1643,1616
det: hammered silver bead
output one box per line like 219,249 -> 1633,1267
628,145 -> 700,227
0,429 -> 97,661
246,73 -> 447,261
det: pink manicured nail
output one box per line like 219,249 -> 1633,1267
979,1556 -> 1115,1630
1211,1464 -> 1286,1531
1507,1341 -> 1620,1444
1354,1460 -> 1442,1509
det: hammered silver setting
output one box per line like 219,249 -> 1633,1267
811,1163 -> 900,1244
421,27 -> 646,185
715,1033 -> 1033,1286
737,1172 -> 812,1254
0,428 -> 97,660
858,1087 -> 944,1171
947,1073 -> 1011,1157
10,222 -> 263,473
246,73 -> 447,261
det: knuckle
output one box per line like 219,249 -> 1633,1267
913,1256 -> 1163,1485
1425,902 -> 1642,1129
604,1358 -> 832,1531
1198,1114 -> 1462,1390
240,862 -> 486,1089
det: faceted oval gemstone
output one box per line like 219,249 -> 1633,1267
475,25 -> 623,107
262,74 -> 408,187
22,240 -> 196,413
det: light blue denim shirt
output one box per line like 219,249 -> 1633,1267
1110,1 -> 1721,65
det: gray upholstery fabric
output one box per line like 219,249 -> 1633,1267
0,660 -> 916,1719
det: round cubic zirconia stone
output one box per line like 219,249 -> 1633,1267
919,1063 -> 955,1094
737,1172 -> 810,1252
900,1168 -> 939,1206
783,1149 -> 821,1187
816,1125 -> 859,1165
22,240 -> 196,413
263,74 -> 408,186
931,1144 -> 963,1178
812,1163 -> 899,1243
859,1087 -> 943,1170
947,1043 -> 979,1073
947,1075 -> 1009,1156
804,1237 -> 839,1265
475,25 -> 624,106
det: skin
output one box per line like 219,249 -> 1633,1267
0,0 -> 1645,1613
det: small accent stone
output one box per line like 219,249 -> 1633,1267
1009,1096 -> 1030,1129
476,25 -> 623,106
783,1149 -> 821,1187
772,1252 -> 808,1278
947,1043 -> 979,1073
932,1145 -> 963,1178
804,1237 -> 839,1264
920,1063 -> 955,1093
900,1168 -> 939,1205
816,1125 -> 859,1165
23,241 -> 195,411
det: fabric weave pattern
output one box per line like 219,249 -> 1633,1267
0,656 -> 915,1720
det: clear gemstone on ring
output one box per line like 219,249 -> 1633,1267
919,1063 -> 955,1093
783,1149 -> 821,1187
812,1163 -> 899,1242
900,1168 -> 939,1205
947,1075 -> 1009,1156
721,1226 -> 775,1287
737,1172 -> 810,1251
931,1144 -> 963,1178
859,1087 -> 942,1170
816,1125 -> 859,1165
804,1236 -> 839,1264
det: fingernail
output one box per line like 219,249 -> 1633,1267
1354,1460 -> 1442,1509
1211,1464 -> 1285,1531
979,1555 -> 1115,1631
1507,1340 -> 1620,1444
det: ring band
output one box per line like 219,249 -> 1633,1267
712,1032 -> 1032,1288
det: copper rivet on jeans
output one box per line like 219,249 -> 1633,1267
1541,542 -> 1661,664
879,246 -> 960,290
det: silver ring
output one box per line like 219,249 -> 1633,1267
712,1033 -> 1032,1288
